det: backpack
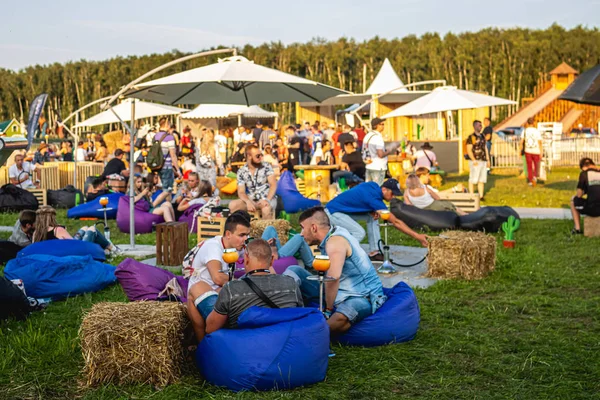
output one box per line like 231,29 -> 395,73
182,240 -> 205,279
146,132 -> 168,172
362,132 -> 378,164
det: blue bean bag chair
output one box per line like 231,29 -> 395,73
197,307 -> 329,392
275,171 -> 320,214
336,282 -> 420,347
18,239 -> 106,261
67,192 -> 124,219
4,254 -> 116,300
116,196 -> 164,234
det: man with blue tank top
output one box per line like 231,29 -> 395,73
284,207 -> 386,336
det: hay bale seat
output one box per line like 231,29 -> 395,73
427,231 -> 496,280
80,301 -> 190,387
584,216 -> 600,238
250,219 -> 290,245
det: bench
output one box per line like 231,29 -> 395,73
437,192 -> 481,213
584,216 -> 600,238
27,188 -> 47,206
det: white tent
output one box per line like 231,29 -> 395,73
74,98 -> 184,128
180,104 -> 278,119
382,86 -> 516,118
365,58 -> 408,95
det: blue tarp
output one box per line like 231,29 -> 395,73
4,254 -> 116,300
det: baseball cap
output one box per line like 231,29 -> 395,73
371,117 -> 386,128
381,179 -> 402,196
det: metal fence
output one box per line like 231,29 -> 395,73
491,137 -> 600,169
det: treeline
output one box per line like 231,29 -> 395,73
1,24 -> 599,126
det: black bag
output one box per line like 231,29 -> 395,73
0,276 -> 31,321
47,185 -> 84,209
0,184 -> 39,213
389,198 -> 459,231
458,206 -> 520,232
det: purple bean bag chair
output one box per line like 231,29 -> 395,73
116,258 -> 188,303
116,196 -> 164,234
178,204 -> 204,233
233,256 -> 298,278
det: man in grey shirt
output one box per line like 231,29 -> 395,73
9,210 -> 36,247
205,239 -> 303,332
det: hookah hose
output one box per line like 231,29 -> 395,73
377,239 -> 428,268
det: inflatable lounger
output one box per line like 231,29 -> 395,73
276,170 -> 320,214
67,192 -> 124,219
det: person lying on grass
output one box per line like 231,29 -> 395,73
284,207 -> 386,337
31,206 -> 121,257
404,174 -> 467,216
203,239 -> 303,337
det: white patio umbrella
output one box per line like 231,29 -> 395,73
382,86 -> 516,118
180,104 -> 278,119
74,98 -> 184,128
124,56 -> 349,105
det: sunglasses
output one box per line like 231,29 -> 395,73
254,154 -> 264,159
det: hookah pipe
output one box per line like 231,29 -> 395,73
307,255 -> 334,312
316,174 -> 323,202
377,210 -> 396,274
99,196 -> 111,241
222,248 -> 239,281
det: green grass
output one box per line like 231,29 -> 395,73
1,169 -> 599,399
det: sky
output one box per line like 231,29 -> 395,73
2,0 -> 599,70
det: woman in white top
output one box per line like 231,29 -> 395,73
404,174 -> 466,215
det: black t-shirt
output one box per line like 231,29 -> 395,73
342,151 -> 366,179
577,167 -> 600,208
63,152 -> 73,162
86,189 -> 111,202
483,126 -> 493,142
337,132 -> 355,149
288,136 -> 302,165
466,133 -> 487,161
252,128 -> 263,144
103,158 -> 126,177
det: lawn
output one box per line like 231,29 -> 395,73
1,167 -> 599,399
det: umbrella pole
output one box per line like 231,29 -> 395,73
130,101 -> 136,248
74,114 -> 78,188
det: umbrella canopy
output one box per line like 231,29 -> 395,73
124,56 -> 349,106
382,86 -> 516,118
74,98 -> 184,128
180,104 -> 278,119
558,65 -> 600,105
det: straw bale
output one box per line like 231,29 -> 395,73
250,219 -> 291,245
216,176 -> 232,190
426,231 -> 496,280
79,301 -> 190,387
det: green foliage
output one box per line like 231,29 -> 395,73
2,25 -> 600,125
502,215 -> 521,240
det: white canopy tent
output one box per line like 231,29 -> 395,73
74,98 -> 184,128
365,58 -> 409,95
382,86 -> 516,118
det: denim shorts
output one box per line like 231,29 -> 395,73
335,296 -> 373,324
194,292 -> 218,320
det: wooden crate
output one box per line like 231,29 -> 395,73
156,222 -> 189,266
27,188 -> 47,206
584,216 -> 600,238
197,217 -> 226,243
437,193 -> 481,213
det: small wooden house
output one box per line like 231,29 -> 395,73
550,62 -> 578,90
0,119 -> 23,137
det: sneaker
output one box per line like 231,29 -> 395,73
528,182 -> 533,187
109,245 -> 124,257
571,228 -> 583,235
328,346 -> 336,358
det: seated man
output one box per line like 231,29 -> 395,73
325,179 -> 428,261
284,207 -> 385,336
333,140 -> 365,184
86,176 -> 110,202
205,239 -> 304,335
103,149 -> 129,178
571,157 -> 600,234
186,211 -> 252,342
9,153 -> 38,189
2,210 -> 36,263
230,144 -> 277,219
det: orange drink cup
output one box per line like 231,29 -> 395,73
99,197 -> 109,207
223,248 -> 239,264
313,255 -> 330,272
380,210 -> 391,221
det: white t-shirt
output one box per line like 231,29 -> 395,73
9,162 -> 34,187
241,132 -> 253,143
310,146 -> 323,165
76,148 -> 87,162
524,127 -> 542,155
188,236 -> 233,292
215,134 -> 227,153
364,131 -> 387,171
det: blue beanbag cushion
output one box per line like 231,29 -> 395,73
276,171 -> 320,214
18,239 -> 106,261
67,192 -> 124,219
4,254 -> 116,300
197,307 -> 329,392
336,282 -> 420,347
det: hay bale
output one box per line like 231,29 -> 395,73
427,231 -> 496,280
79,301 -> 190,387
250,219 -> 291,245
216,176 -> 232,190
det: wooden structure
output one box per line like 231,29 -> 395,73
295,103 -> 336,126
294,165 -> 339,202
437,192 -> 481,213
39,164 -> 60,190
0,118 -> 22,137
550,62 -> 578,90
156,222 -> 189,266
584,216 -> 600,238
0,166 -> 8,186
27,188 -> 47,206
197,216 -> 226,243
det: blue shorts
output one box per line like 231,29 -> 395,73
194,292 -> 218,320
334,296 -> 373,324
